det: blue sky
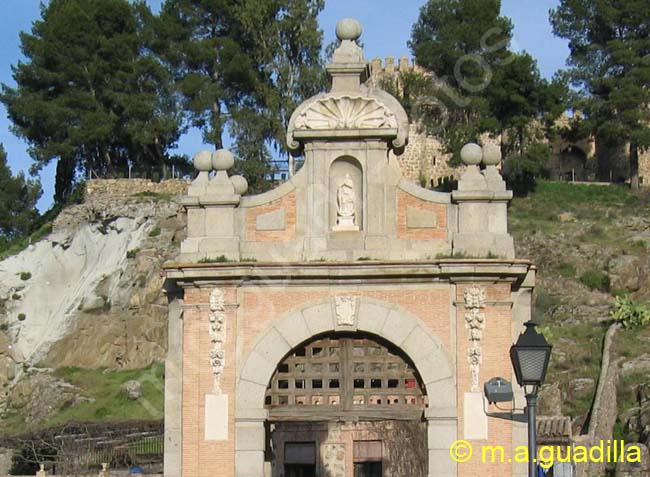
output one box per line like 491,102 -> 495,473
0,0 -> 568,211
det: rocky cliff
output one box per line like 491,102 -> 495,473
0,182 -> 187,430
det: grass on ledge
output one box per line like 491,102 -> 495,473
509,180 -> 645,235
1,363 -> 165,435
0,222 -> 53,261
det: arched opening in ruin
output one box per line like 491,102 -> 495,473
264,332 -> 428,477
559,146 -> 589,181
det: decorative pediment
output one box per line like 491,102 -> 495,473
294,96 -> 397,131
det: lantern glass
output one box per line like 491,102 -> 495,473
510,321 -> 552,387
515,349 -> 549,383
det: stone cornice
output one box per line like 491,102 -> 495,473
451,189 -> 513,202
164,259 -> 533,287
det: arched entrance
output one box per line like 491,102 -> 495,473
559,146 -> 588,181
266,333 -> 428,476
235,298 -> 457,477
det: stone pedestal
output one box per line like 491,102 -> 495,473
180,150 -> 248,262
452,147 -> 515,259
333,215 -> 358,231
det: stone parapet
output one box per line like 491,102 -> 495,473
368,57 -> 426,79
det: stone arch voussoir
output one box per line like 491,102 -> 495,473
236,296 -> 455,414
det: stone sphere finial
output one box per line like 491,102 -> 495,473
193,150 -> 213,172
230,175 -> 248,195
482,144 -> 502,166
212,149 -> 235,171
460,143 -> 483,166
335,18 -> 363,41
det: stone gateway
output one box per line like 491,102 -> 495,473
163,19 -> 533,477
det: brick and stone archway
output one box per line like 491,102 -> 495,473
234,297 -> 457,477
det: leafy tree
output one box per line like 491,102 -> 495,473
408,0 -> 567,161
0,145 -> 42,241
155,0 -> 325,191
551,0 -> 650,190
487,53 -> 567,155
502,142 -> 552,196
1,0 -> 182,203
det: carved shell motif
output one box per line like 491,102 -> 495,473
295,96 -> 398,130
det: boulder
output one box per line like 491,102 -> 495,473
558,212 -> 576,222
570,378 -> 596,400
539,383 -> 563,416
615,443 -> 650,477
122,380 -> 142,400
622,355 -> 650,377
609,255 -> 641,293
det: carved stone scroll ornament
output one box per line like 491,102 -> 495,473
209,288 -> 227,394
294,96 -> 398,130
464,285 -> 487,392
335,296 -> 358,327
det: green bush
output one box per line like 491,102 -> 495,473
11,294 -> 21,300
126,248 -> 140,259
533,290 -> 561,320
503,142 -> 552,197
0,323 -> 8,331
557,262 -> 576,278
611,295 -> 650,329
1,223 -> 52,260
19,272 -> 31,281
148,226 -> 161,237
579,269 -> 610,292
17,313 -> 26,322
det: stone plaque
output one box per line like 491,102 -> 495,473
406,206 -> 438,229
256,208 -> 286,231
204,393 -> 228,441
463,392 -> 488,440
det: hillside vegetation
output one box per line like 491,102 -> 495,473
510,181 -> 650,439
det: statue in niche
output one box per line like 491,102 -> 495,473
333,173 -> 359,231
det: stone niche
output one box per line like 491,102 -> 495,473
329,156 -> 363,231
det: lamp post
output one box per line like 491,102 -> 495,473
510,320 -> 552,477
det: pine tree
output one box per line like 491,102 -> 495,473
1,0 -> 182,203
155,0 -> 324,191
0,145 -> 42,241
551,0 -> 650,189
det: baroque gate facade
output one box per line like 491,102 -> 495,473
164,19 -> 534,477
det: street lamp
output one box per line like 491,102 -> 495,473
510,320 -> 552,477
